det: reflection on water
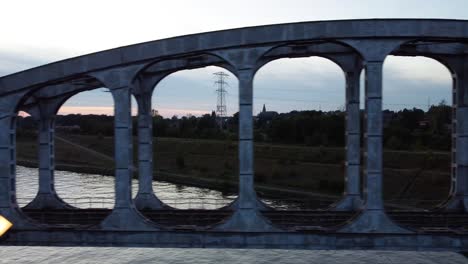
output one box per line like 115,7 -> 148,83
16,166 -> 236,209
15,166 -> 329,210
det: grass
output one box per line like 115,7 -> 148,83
15,134 -> 452,206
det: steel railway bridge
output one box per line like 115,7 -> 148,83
1,19 -> 468,250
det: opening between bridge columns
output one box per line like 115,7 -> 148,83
252,55 -> 358,211
132,57 -> 239,212
16,81 -> 124,226
253,42 -> 366,213
37,88 -> 117,210
381,55 -> 452,211
90,67 -> 160,230
18,95 -> 76,210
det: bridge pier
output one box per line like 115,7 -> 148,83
442,56 -> 468,212
25,116 -> 73,210
330,56 -> 364,211
338,56 -> 410,233
0,95 -> 39,229
445,106 -> 468,212
90,70 -> 160,230
214,66 -> 278,231
133,91 -> 169,210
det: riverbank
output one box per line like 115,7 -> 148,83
16,159 -> 339,203
16,134 -> 453,207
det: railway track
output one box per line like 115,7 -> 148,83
21,209 -> 468,234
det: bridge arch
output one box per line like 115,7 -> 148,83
381,55 -> 452,211
13,80 -> 122,226
252,55 -> 347,210
133,61 -> 240,212
248,41 -> 364,213
2,19 -> 468,245
386,39 -> 468,212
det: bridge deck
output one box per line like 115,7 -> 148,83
21,209 -> 468,234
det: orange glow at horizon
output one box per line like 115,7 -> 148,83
57,106 -> 211,118
58,106 -> 122,115
18,111 -> 30,117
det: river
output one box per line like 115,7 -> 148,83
15,166 -> 235,209
15,166 -> 307,209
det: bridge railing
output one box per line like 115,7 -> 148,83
17,197 -> 236,210
17,197 -> 445,210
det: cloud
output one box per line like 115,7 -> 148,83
255,57 -> 344,83
153,68 -> 239,116
381,56 -> 452,110
1,2 -> 462,116
165,66 -> 235,82
384,56 -> 452,87
6,53 -> 454,116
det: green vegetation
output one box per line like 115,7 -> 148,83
16,134 -> 450,207
15,102 -> 452,207
17,101 -> 451,151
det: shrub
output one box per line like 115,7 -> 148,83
255,172 -> 267,183
288,169 -> 297,178
319,179 -> 329,190
224,160 -> 233,170
176,153 -> 185,169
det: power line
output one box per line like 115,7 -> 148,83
228,94 -> 433,108
213,72 -> 229,128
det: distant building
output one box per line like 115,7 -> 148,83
418,119 -> 430,128
257,104 -> 278,122
258,104 -> 278,119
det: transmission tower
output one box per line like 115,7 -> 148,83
213,71 -> 229,128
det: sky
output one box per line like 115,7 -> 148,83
1,0 -> 465,117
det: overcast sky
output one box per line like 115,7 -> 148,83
1,0 -> 465,117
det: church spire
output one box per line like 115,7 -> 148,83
262,104 -> 266,113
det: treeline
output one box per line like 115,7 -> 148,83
16,102 -> 452,151
17,111 -> 237,140
383,102 -> 451,151
255,110 -> 345,146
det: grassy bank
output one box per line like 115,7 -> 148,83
16,134 -> 452,206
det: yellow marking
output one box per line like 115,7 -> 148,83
0,215 -> 13,237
